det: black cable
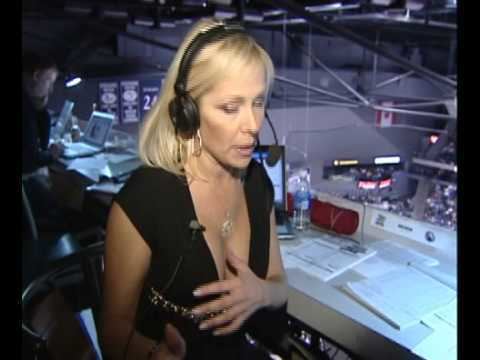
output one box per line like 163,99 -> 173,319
122,222 -> 204,360
263,112 -> 283,167
265,112 -> 278,146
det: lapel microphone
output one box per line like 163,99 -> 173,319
187,220 -> 206,251
189,220 -> 206,232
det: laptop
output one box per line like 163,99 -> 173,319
51,100 -> 75,140
62,111 -> 114,159
253,145 -> 296,240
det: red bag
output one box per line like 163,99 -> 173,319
310,199 -> 359,235
287,192 -> 294,217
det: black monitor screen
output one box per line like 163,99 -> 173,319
252,145 -> 286,211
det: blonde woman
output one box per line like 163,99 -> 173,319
101,18 -> 288,360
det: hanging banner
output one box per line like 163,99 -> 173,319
120,80 -> 140,124
141,79 -> 161,121
376,101 -> 396,127
98,81 -> 120,124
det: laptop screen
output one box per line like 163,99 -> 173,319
54,100 -> 74,136
83,111 -> 115,147
252,145 -> 286,211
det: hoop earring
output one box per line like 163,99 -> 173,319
193,130 -> 202,157
176,137 -> 183,164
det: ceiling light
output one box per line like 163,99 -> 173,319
159,21 -> 176,28
208,0 -> 232,5
103,9 -> 129,19
64,5 -> 92,15
244,11 -> 263,22
65,75 -> 82,88
214,8 -> 236,19
374,156 -> 401,165
263,9 -> 286,17
134,16 -> 154,27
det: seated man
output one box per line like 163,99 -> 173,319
22,51 -> 65,228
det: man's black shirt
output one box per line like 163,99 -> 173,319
22,89 -> 53,174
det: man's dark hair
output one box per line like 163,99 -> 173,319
22,51 -> 58,75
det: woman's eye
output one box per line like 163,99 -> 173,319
254,99 -> 265,108
220,105 -> 238,114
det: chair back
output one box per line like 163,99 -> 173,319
22,241 -> 105,360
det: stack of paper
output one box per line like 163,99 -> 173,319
281,238 -> 377,282
343,266 -> 456,330
413,299 -> 457,360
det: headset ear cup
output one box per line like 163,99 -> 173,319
169,96 -> 181,129
182,93 -> 200,135
169,94 -> 199,137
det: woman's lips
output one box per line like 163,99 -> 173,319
235,144 -> 255,157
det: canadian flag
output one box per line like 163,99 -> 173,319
376,101 -> 396,127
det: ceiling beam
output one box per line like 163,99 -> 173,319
258,0 -> 456,89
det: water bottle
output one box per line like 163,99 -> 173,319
293,169 -> 311,231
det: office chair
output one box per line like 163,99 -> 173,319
22,179 -> 104,289
22,241 -> 105,360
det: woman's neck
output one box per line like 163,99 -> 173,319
186,152 -> 241,185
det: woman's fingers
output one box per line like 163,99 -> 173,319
213,308 -> 255,336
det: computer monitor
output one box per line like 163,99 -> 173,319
83,111 -> 115,148
252,145 -> 286,212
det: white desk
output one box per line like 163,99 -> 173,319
281,230 -> 457,360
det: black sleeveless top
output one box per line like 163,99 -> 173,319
114,160 -> 287,359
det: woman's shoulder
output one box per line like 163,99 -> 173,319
115,165 -> 185,203
127,165 -> 177,185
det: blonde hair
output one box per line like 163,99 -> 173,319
138,17 -> 275,176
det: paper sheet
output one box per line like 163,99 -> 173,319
413,310 -> 457,360
282,238 -> 377,282
370,240 -> 439,267
104,153 -> 137,164
433,299 -> 457,329
353,255 -> 401,278
409,262 -> 457,290
66,155 -> 108,172
344,266 -> 456,330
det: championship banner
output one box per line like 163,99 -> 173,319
98,82 -> 120,124
141,80 -> 161,120
376,101 -> 396,127
120,80 -> 140,124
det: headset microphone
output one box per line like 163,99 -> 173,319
266,145 -> 282,167
264,112 -> 281,167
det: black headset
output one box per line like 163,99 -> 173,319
168,21 -> 246,138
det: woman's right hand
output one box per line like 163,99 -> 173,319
153,323 -> 186,360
